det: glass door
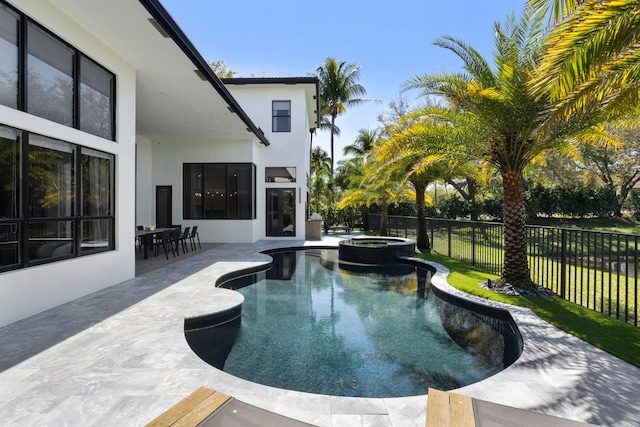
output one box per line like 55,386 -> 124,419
266,188 -> 295,236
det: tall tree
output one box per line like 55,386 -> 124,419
339,157 -> 411,236
529,0 -> 640,120
310,146 -> 331,214
343,128 -> 379,158
579,125 -> 640,215
315,57 -> 370,175
376,109 -> 478,251
402,12 -> 589,290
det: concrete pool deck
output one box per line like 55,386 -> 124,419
0,236 -> 639,426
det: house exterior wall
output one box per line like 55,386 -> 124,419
0,1 -> 137,327
142,138 -> 259,243
228,85 -> 311,241
135,84 -> 312,244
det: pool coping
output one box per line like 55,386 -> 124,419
0,236 -> 639,426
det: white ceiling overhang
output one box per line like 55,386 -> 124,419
48,0 -> 269,145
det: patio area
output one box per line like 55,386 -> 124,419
0,234 -> 639,426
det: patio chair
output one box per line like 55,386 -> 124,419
136,225 -> 144,252
169,228 -> 181,257
153,229 -> 174,260
177,226 -> 190,255
189,225 -> 201,250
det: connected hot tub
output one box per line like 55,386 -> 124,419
338,236 -> 416,265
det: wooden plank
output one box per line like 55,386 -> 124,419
145,386 -> 219,427
448,392 -> 476,427
426,388 -> 451,427
174,391 -> 231,427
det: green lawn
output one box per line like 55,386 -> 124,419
529,216 -> 640,234
416,251 -> 640,368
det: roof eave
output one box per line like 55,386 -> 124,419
138,0 -> 270,146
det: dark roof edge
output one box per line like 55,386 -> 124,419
222,77 -> 321,131
138,0 -> 269,146
221,77 -> 319,85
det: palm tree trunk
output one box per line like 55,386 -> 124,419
330,114 -> 336,175
501,169 -> 534,289
412,180 -> 431,251
379,203 -> 389,236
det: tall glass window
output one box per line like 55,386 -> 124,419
204,164 -> 227,219
0,126 -> 21,268
0,6 -> 19,109
80,56 -> 114,140
184,163 -> 255,220
81,148 -> 113,253
272,100 -> 291,132
27,136 -> 75,262
28,136 -> 74,218
27,23 -> 74,127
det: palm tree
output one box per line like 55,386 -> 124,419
310,146 -> 331,214
402,12 -> 570,289
529,0 -> 640,120
339,157 -> 411,236
315,57 -> 370,175
376,109 -> 478,251
344,128 -> 379,158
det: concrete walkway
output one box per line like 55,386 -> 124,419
0,236 -> 639,426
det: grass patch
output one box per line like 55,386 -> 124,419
416,251 -> 640,367
530,216 -> 640,234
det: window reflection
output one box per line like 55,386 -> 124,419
266,167 -> 296,183
0,6 -> 19,109
28,136 -> 74,218
184,163 -> 255,219
80,57 -> 113,140
27,23 -> 74,127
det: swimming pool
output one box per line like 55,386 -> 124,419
186,248 -> 522,398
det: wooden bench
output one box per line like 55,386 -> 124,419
426,388 -> 476,427
145,386 -> 231,427
325,225 -> 351,234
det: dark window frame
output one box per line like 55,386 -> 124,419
265,166 -> 296,183
272,100 -> 291,132
0,124 -> 115,273
0,1 -> 116,141
183,163 -> 256,220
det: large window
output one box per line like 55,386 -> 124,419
0,5 -> 19,109
27,23 -> 75,127
0,2 -> 115,140
0,125 -> 114,272
272,100 -> 291,132
184,163 -> 255,220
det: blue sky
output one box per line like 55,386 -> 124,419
160,0 -> 524,163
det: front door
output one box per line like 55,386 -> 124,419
156,186 -> 172,228
266,188 -> 295,236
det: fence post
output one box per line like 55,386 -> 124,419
447,222 -> 452,258
560,228 -> 567,299
472,224 -> 476,266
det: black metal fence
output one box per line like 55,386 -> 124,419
368,214 -> 640,326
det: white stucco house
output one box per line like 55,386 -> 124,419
0,0 -> 319,326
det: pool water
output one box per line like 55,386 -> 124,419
186,249 -> 521,398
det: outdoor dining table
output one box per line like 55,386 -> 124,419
135,228 -> 176,259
